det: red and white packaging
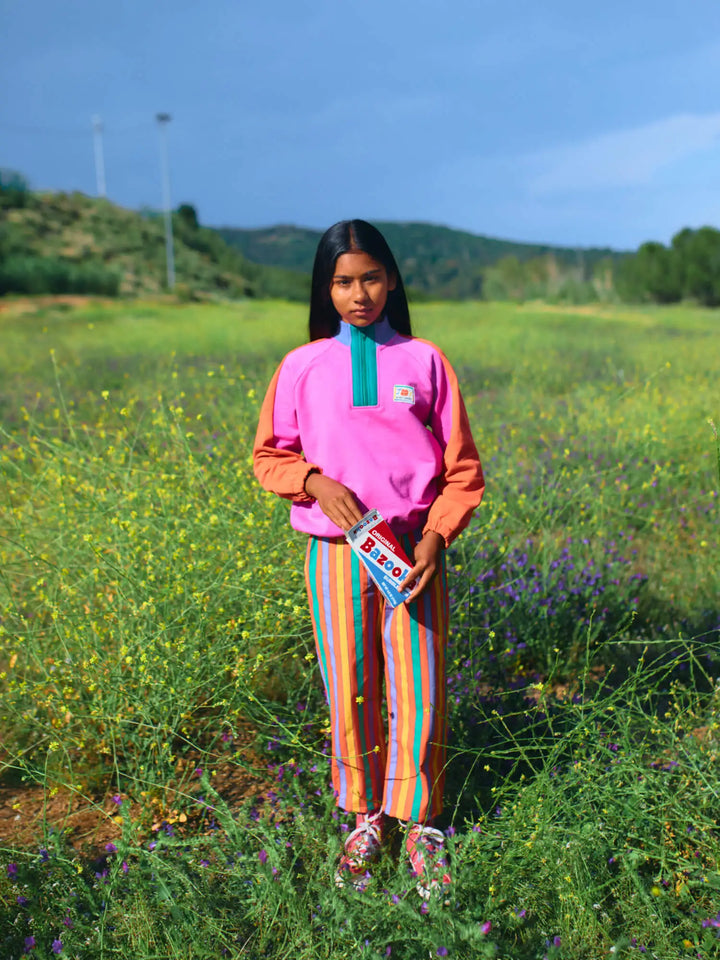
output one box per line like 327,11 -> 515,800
345,510 -> 416,608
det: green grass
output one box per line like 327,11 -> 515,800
0,298 -> 718,959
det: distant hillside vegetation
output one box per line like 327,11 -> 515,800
216,221 -> 627,300
8,172 -> 709,306
0,175 -> 309,300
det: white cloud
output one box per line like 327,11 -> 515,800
527,113 -> 720,194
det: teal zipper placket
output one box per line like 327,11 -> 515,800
350,323 -> 379,407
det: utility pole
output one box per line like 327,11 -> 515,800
156,112 -> 175,290
92,115 -> 106,198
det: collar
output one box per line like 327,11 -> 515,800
334,315 -> 396,346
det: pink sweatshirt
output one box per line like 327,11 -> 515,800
253,317 -> 484,546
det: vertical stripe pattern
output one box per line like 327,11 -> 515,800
304,533 -> 448,822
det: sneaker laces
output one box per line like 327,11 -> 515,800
334,810 -> 384,890
344,810 -> 384,863
404,822 -> 451,901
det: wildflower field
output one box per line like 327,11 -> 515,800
0,297 -> 718,959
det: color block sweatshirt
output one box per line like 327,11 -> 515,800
253,317 -> 484,546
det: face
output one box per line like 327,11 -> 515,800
329,251 -> 396,327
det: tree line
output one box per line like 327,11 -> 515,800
2,169 -> 719,306
615,227 -> 720,307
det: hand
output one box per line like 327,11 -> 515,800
304,472 -> 364,531
399,531 -> 445,604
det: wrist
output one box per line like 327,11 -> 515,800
422,530 -> 445,548
303,467 -> 322,497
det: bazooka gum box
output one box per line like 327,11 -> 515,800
345,510 -> 416,608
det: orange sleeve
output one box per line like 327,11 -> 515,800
422,350 -> 484,547
252,360 -> 322,503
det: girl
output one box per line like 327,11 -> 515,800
253,220 -> 484,897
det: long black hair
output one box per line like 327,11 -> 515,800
308,219 -> 412,341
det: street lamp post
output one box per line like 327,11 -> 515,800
156,112 -> 175,290
92,115 -> 106,198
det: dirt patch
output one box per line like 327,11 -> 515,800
0,293 -> 184,318
0,782 -> 129,853
0,295 -> 114,316
0,725 -> 271,858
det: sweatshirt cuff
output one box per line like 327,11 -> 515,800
421,523 -> 451,550
293,464 -> 323,503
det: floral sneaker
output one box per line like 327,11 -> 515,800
405,823 -> 452,901
334,811 -> 385,892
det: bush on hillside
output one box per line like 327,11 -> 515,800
0,255 -> 120,296
617,226 -> 720,306
0,169 -> 30,210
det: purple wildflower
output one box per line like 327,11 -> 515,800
24,936 -> 36,952
437,949 -> 448,957
52,941 -> 63,954
112,794 -> 122,806
480,921 -> 492,934
7,862 -> 18,878
258,849 -> 268,865
105,843 -> 117,854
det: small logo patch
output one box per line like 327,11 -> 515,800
393,384 -> 415,403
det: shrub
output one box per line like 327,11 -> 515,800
0,256 -> 120,296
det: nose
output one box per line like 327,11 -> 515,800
352,280 -> 370,302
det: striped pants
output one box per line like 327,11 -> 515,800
304,532 -> 448,823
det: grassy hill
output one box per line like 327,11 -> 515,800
0,188 -> 310,300
0,178 -> 628,303
216,221 -> 628,299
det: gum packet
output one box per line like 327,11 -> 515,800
345,510 -> 416,608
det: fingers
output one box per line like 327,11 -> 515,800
398,561 -> 421,593
399,531 -> 444,603
325,494 -> 363,531
403,569 -> 434,604
400,560 -> 436,604
307,475 -> 364,531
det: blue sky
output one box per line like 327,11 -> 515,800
3,0 -> 720,249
